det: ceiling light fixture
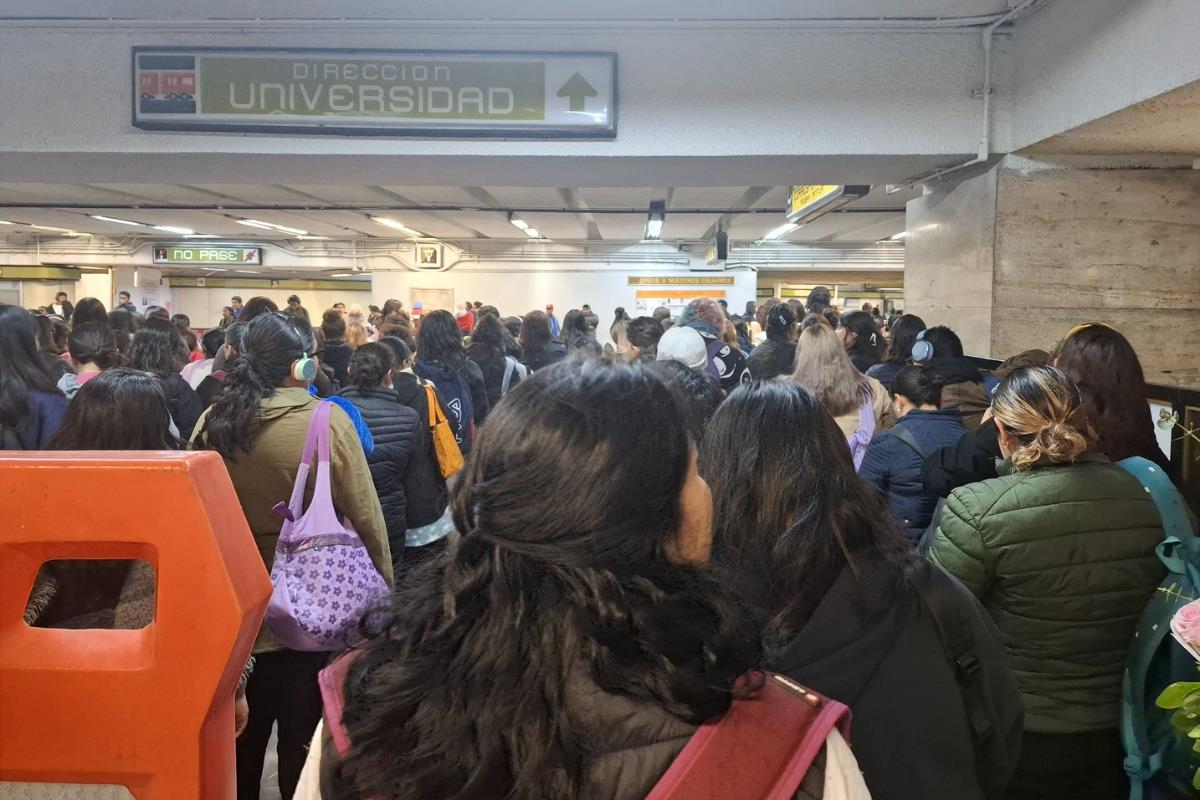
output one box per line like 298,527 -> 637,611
153,225 -> 195,236
643,200 -> 666,241
182,234 -> 221,239
508,212 -> 530,231
297,235 -> 331,240
760,222 -> 800,242
29,224 -> 80,235
889,231 -> 908,240
330,272 -> 371,278
90,215 -> 145,227
525,228 -> 542,239
0,220 -> 12,225
369,216 -> 424,237
236,219 -> 310,236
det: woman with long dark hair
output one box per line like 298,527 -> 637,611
414,309 -> 489,455
298,360 -> 868,799
339,342 -> 420,575
866,313 -> 927,391
518,309 -> 567,372
0,304 -> 68,449
840,310 -> 884,373
129,317 -> 203,439
702,380 -> 1022,800
1052,323 -> 1170,471
70,297 -> 109,328
932,366 -> 1165,800
467,312 -> 522,407
192,312 -> 390,800
560,307 -> 600,356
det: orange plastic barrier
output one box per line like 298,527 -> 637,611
0,451 -> 272,799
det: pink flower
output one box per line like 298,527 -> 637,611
1171,599 -> 1200,660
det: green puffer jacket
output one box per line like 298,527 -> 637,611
929,451 -> 1164,734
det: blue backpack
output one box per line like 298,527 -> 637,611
415,361 -> 475,455
1118,456 -> 1200,800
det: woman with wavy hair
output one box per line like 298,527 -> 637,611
129,317 -> 203,439
932,366 -> 1166,800
295,360 -> 870,800
192,312 -> 390,800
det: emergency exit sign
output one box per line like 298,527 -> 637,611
133,47 -> 617,138
153,245 -> 262,265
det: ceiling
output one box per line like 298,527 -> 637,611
6,0 -> 1018,23
1022,79 -> 1200,156
0,183 -> 914,245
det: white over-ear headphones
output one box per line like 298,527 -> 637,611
911,330 -> 933,363
292,353 -> 317,382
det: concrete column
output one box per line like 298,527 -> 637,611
906,156 -> 1200,387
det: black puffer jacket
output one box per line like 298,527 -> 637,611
339,385 -> 420,562
391,372 -> 451,529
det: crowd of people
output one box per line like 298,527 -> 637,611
1,285 -> 1189,800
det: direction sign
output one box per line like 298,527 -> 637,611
132,48 -> 617,138
786,185 -> 870,223
153,245 -> 262,265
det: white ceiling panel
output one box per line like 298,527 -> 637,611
578,188 -> 655,210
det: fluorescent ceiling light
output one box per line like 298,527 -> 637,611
90,215 -> 145,227
202,267 -> 229,272
297,235 -> 331,240
643,200 -> 666,241
29,224 -> 80,235
330,272 -> 370,278
508,213 -> 530,231
525,228 -> 542,238
761,222 -> 800,242
0,220 -> 12,225
369,216 -> 424,237
182,234 -> 221,239
236,219 -> 310,236
153,225 -> 195,236
232,269 -> 259,274
889,231 -> 908,240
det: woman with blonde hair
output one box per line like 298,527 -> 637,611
346,321 -> 370,350
790,322 -> 893,468
345,303 -> 378,341
931,365 -> 1165,800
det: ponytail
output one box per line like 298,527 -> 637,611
195,314 -> 309,459
68,323 -> 124,371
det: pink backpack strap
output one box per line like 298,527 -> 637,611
647,672 -> 851,800
318,652 -> 359,758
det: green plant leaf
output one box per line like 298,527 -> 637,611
1172,710 -> 1199,732
1192,737 -> 1200,754
1193,766 -> 1200,791
1158,683 -> 1200,709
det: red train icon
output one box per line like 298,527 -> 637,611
139,71 -> 196,102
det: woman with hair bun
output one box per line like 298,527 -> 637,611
57,322 -> 124,399
745,301 -> 797,380
339,342 -> 421,575
859,365 -> 966,543
931,365 -> 1166,800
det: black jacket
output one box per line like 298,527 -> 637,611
161,372 -> 203,440
322,340 -> 354,389
391,372 -> 451,529
520,342 -> 568,373
772,562 -> 1023,800
339,386 -> 420,562
468,346 -> 521,408
745,339 -> 796,381
923,420 -> 1003,498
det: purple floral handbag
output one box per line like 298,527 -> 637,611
266,400 -> 390,651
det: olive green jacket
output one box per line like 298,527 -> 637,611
930,451 -> 1164,734
192,387 -> 392,654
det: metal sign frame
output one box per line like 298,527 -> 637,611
131,46 -> 618,139
152,244 -> 263,265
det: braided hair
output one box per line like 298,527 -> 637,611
336,360 -> 758,799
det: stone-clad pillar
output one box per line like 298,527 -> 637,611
906,156 -> 1200,387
